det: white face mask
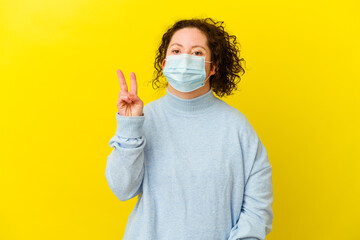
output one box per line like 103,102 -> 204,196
163,54 -> 212,92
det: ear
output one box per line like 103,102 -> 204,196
162,58 -> 166,70
210,63 -> 217,76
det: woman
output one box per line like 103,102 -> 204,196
105,18 -> 273,240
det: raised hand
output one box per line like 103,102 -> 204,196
116,70 -> 144,117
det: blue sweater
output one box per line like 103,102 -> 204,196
105,87 -> 273,240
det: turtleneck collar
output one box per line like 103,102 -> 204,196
161,87 -> 218,115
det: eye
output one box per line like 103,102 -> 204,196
172,49 -> 180,54
193,51 -> 203,56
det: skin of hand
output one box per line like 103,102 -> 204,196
116,69 -> 144,117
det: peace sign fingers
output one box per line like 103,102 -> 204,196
129,72 -> 137,95
117,69 -> 128,92
115,69 -> 144,117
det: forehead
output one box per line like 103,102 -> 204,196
169,27 -> 209,49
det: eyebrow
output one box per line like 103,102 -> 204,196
169,43 -> 207,51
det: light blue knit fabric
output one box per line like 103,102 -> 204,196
105,87 -> 273,240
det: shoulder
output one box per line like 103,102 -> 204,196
215,99 -> 251,127
143,101 -> 154,114
214,98 -> 260,140
143,97 -> 162,115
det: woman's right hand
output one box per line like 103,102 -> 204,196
116,70 -> 144,117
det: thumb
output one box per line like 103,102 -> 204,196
129,92 -> 139,101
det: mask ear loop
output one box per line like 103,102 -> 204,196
202,59 -> 212,86
201,75 -> 211,86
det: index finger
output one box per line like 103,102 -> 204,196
117,70 -> 128,92
130,72 -> 137,95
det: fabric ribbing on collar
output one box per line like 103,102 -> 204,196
162,87 -> 218,115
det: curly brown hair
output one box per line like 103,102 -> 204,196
151,17 -> 246,98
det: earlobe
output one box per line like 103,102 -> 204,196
162,59 -> 166,69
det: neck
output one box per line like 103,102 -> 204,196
162,85 -> 217,115
167,82 -> 211,99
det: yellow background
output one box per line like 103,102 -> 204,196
1,0 -> 359,239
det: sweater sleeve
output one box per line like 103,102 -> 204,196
105,112 -> 146,201
227,119 -> 274,240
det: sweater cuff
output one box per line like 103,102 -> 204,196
115,112 -> 145,138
